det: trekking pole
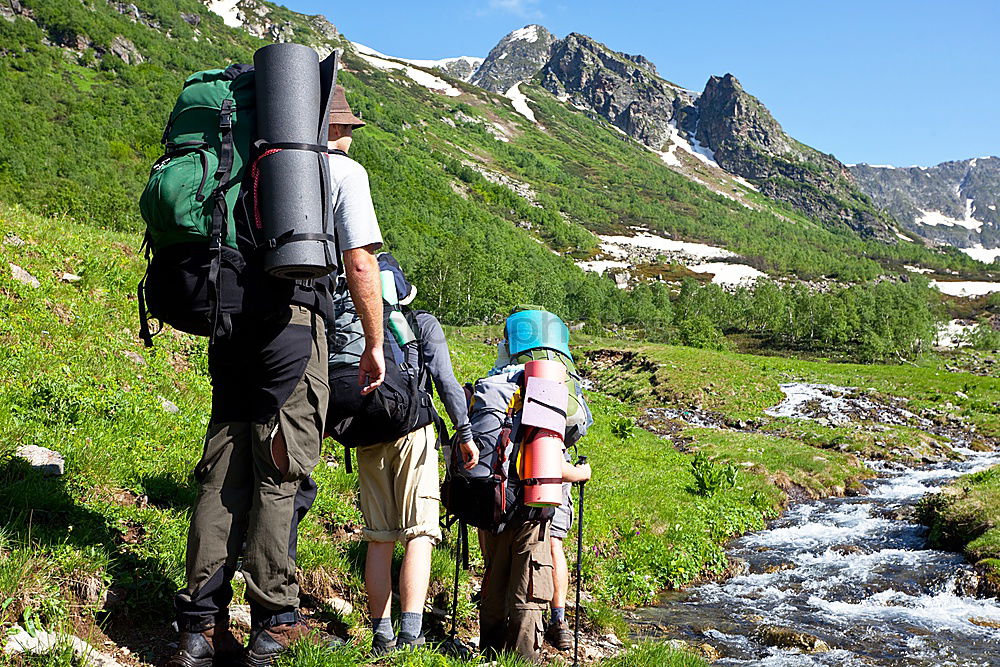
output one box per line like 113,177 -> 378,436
449,522 -> 461,638
573,455 -> 587,667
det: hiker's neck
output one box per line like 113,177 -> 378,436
328,137 -> 352,154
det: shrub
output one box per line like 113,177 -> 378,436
691,451 -> 738,497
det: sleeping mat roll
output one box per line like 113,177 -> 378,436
253,43 -> 338,280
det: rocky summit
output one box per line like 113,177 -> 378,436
539,32 -> 694,150
470,24 -> 558,93
851,158 -> 1000,254
693,74 -> 898,242
467,26 -> 899,242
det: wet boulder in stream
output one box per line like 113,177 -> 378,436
751,625 -> 830,653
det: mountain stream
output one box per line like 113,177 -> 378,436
629,383 -> 1000,666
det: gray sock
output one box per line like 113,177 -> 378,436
400,611 -> 422,639
372,616 -> 395,642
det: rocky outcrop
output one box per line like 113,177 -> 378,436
435,57 -> 483,83
202,0 -> 340,57
470,24 -> 557,93
526,32 -> 896,241
538,33 -> 694,149
851,157 -> 1000,251
109,35 -> 143,64
1,0 -> 34,22
694,74 -> 897,241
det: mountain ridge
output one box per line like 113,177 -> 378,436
190,7 -> 993,260
850,157 -> 1000,261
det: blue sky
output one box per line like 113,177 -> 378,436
286,0 -> 999,167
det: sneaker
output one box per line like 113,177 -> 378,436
544,620 -> 573,651
245,616 -> 343,667
370,635 -> 398,658
167,626 -> 244,667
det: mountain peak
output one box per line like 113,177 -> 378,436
539,34 -> 690,149
705,73 -> 743,92
507,24 -> 548,44
469,24 -> 558,93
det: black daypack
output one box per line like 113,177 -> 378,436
441,368 -> 555,534
325,276 -> 435,451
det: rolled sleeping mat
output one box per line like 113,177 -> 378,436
521,429 -> 566,507
520,359 -> 569,507
254,43 -> 337,279
524,358 -> 567,382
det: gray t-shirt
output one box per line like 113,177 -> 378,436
328,151 -> 383,254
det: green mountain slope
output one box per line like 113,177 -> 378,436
0,0 -> 992,321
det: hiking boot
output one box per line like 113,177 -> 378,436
397,633 -> 426,651
245,617 -> 343,667
440,636 -> 474,661
544,620 -> 573,651
167,626 -> 244,667
370,635 -> 398,658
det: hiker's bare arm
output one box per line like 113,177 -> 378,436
562,461 -> 591,483
343,244 -> 384,394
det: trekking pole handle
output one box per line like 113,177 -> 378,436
575,455 -> 588,486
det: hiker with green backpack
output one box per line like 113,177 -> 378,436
441,308 -> 593,663
142,47 -> 387,666
325,254 -> 478,656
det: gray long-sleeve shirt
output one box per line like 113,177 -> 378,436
416,312 -> 472,444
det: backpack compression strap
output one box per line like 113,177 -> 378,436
249,140 -> 337,252
206,98 -> 236,343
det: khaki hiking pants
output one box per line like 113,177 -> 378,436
175,306 -> 328,631
357,423 -> 442,544
479,520 -> 554,662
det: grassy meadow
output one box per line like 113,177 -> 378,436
3,201 -> 998,665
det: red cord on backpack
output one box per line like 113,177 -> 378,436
250,148 -> 282,230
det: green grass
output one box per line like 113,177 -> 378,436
0,201 -> 993,664
578,339 -> 1000,439
919,464 -> 1000,588
272,641 -> 706,667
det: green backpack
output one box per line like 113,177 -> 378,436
138,64 -> 257,345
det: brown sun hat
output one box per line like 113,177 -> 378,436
328,85 -> 365,128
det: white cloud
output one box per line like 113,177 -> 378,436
484,0 -> 544,19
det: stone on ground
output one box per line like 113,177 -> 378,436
15,444 -> 65,476
4,626 -> 123,667
10,263 -> 40,288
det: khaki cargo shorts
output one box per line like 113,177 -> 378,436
356,423 -> 442,544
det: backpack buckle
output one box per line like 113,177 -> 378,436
219,99 -> 233,130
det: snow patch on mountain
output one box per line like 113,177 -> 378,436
931,280 -> 1000,297
206,0 -> 242,28
576,232 -> 769,288
656,120 -> 729,173
688,262 -> 768,285
509,25 -> 540,43
936,320 -> 976,349
960,245 -> 1000,264
353,45 -> 462,97
352,42 -> 480,84
599,234 -> 735,260
915,204 -> 984,232
575,259 -> 630,275
505,83 -> 537,124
